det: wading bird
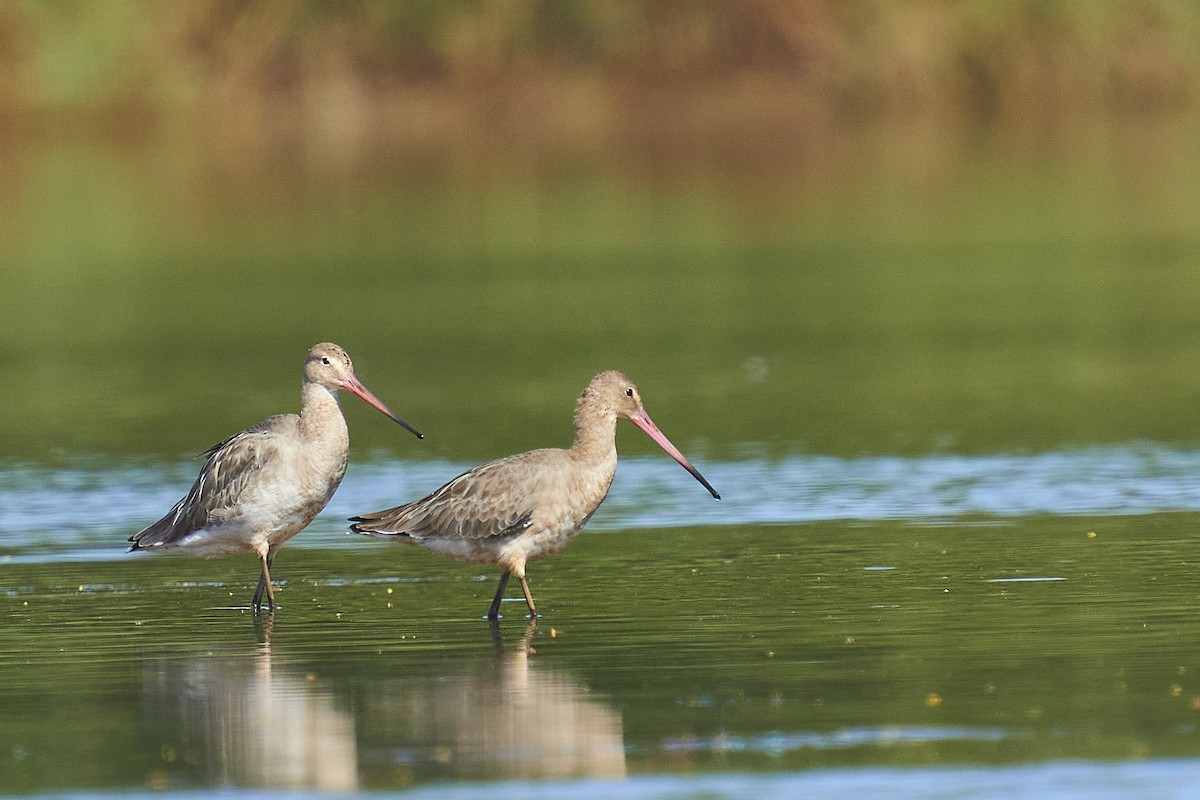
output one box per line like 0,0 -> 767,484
350,370 -> 718,619
130,342 -> 423,611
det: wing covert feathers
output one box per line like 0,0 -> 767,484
349,450 -> 565,542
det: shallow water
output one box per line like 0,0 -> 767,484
6,510 -> 1200,795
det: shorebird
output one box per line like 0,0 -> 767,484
350,370 -> 719,619
130,342 -> 423,612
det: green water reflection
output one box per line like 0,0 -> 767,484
4,515 -> 1200,791
5,121 -> 1200,463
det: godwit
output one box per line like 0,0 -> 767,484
350,370 -> 718,619
130,342 -> 422,612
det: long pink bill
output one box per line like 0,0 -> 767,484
629,409 -> 720,500
342,375 -> 424,439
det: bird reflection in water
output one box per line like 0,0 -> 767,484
139,618 -> 625,789
139,615 -> 359,791
357,621 -> 627,783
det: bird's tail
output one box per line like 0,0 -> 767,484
128,516 -> 178,551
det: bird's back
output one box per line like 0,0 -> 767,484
351,447 -> 602,543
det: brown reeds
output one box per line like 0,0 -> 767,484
2,1 -> 1198,153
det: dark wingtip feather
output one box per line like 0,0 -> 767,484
348,518 -> 380,535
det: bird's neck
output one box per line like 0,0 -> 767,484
569,406 -> 619,467
298,382 -> 349,444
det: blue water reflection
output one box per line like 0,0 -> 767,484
5,443 -> 1200,557
33,760 -> 1200,799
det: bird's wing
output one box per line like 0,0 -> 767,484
350,450 -> 570,541
129,417 -> 286,548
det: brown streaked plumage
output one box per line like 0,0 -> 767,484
130,342 -> 423,612
350,370 -> 719,620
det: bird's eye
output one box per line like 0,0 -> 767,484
321,357 -> 331,365
626,388 -> 634,397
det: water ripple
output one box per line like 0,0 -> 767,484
654,725 -> 1010,755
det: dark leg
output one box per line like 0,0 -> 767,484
251,573 -> 266,612
252,551 -> 275,613
487,571 -> 511,620
518,575 -> 538,618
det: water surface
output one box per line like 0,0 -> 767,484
5,514 -> 1200,795
7,116 -> 1200,797
5,444 -> 1200,560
